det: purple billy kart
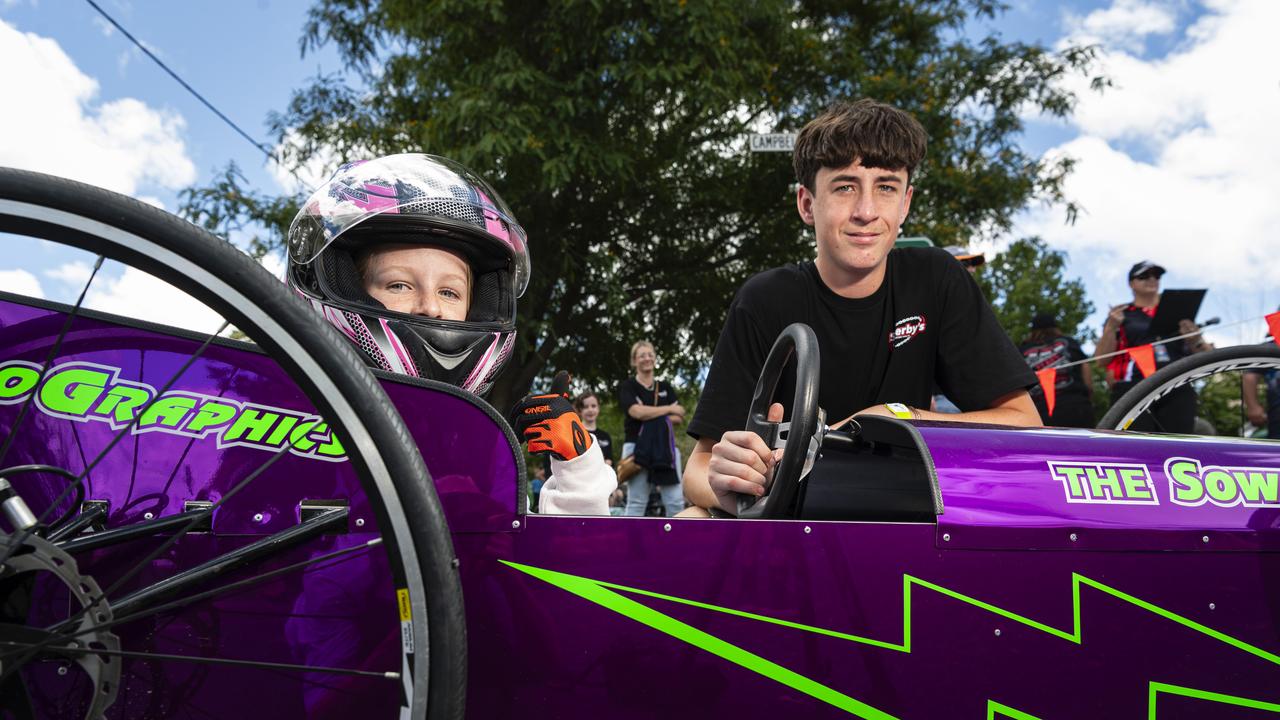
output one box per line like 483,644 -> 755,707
1,168 -> 1280,719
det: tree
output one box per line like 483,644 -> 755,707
972,236 -> 1100,423
975,237 -> 1096,346
182,0 -> 1103,411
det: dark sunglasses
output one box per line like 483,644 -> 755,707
1132,272 -> 1160,281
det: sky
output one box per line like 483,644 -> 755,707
0,0 -> 1276,347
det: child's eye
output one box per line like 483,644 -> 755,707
386,281 -> 412,292
440,288 -> 462,301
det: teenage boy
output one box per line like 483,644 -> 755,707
684,99 -> 1040,516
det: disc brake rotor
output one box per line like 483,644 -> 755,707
0,532 -> 121,720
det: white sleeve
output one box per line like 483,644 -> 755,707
537,441 -> 616,516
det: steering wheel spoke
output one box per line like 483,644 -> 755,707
737,323 -> 821,520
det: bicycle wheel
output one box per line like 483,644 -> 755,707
0,168 -> 464,719
1098,343 -> 1280,431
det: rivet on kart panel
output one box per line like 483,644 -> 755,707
1069,533 -> 1078,542
355,518 -> 365,527
143,512 -> 154,520
512,520 -> 521,529
1209,602 -> 1216,610
803,526 -> 811,534
56,665 -> 68,676
942,533 -> 950,542
253,513 -> 265,523
663,523 -> 671,532
1202,535 -> 1210,543
994,629 -> 1002,637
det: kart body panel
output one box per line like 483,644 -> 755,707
2,295 -> 1279,719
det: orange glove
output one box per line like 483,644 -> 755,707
508,371 -> 593,461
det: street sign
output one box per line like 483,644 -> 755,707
895,236 -> 935,248
748,133 -> 797,152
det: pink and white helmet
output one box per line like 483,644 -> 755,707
287,154 -> 528,396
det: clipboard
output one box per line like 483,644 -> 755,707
1149,289 -> 1206,338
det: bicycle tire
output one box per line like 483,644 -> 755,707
0,167 -> 465,719
1097,343 -> 1280,431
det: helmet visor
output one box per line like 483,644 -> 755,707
288,154 -> 529,296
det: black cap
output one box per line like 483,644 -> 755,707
1128,260 -> 1166,280
944,245 -> 986,267
1030,312 -> 1057,330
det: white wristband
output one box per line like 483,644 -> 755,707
884,403 -> 914,420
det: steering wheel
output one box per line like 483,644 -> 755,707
737,323 -> 821,519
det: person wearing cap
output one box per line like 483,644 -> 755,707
1018,312 -> 1093,427
1093,260 -> 1213,433
943,245 -> 986,273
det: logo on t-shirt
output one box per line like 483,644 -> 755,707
889,315 -> 927,349
1023,338 -> 1075,389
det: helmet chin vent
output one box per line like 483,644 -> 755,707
284,153 -> 523,393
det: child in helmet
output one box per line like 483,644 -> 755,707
287,153 -> 614,515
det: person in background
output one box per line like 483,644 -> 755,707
1093,260 -> 1213,433
529,465 -> 546,511
1019,312 -> 1094,427
1243,311 -> 1279,439
943,245 -> 985,272
574,392 -> 614,466
618,341 -> 686,517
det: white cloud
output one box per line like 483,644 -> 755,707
84,265 -> 226,335
1016,0 -> 1280,340
91,15 -> 114,37
259,251 -> 286,281
0,19 -> 196,197
44,261 -> 93,287
269,129 -> 341,196
0,270 -> 44,299
1062,0 -> 1180,53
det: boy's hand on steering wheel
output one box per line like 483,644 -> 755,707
508,370 -> 593,461
707,402 -> 784,514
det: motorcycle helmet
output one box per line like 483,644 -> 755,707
287,153 -> 528,396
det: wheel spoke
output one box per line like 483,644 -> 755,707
0,319 -> 229,568
0,256 -> 104,470
0,167 -> 463,719
56,507 -> 210,554
0,439 -> 294,680
0,640 -> 399,680
106,507 -> 348,619
57,538 -> 382,643
45,501 -> 107,543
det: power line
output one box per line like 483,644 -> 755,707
82,0 -> 314,194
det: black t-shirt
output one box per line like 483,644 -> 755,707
1019,335 -> 1089,400
618,377 -> 678,443
1107,304 -> 1190,383
688,248 -> 1035,441
590,428 -> 615,463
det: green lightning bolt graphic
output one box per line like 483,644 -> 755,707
503,560 -> 1280,718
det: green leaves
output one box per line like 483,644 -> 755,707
975,237 -> 1095,346
182,0 -> 1102,409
